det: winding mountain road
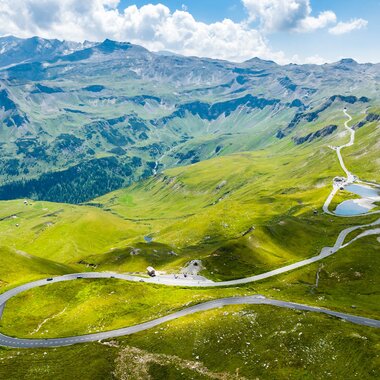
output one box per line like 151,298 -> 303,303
323,109 -> 380,216
0,109 -> 379,348
0,289 -> 379,348
0,214 -> 379,348
337,109 -> 356,183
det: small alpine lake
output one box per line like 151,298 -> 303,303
335,184 -> 379,216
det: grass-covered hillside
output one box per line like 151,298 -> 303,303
1,307 -> 379,380
2,231 -> 379,340
0,96 -> 379,379
0,234 -> 379,379
345,107 -> 380,182
0,101 -> 379,287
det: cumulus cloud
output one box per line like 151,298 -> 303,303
0,0 -> 369,63
296,11 -> 336,33
242,0 -> 336,32
291,54 -> 327,65
329,18 -> 368,35
0,0 -> 288,62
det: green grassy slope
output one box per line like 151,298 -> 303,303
345,108 -> 380,183
0,107 -> 379,379
0,280 -> 236,339
1,306 -> 378,380
250,234 -> 380,318
91,132 -> 377,278
0,200 -> 146,264
2,234 -> 379,339
0,235 -> 379,379
0,103 -> 378,284
123,305 -> 380,380
0,343 -> 118,380
0,247 -> 73,290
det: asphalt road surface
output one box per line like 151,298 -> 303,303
0,291 -> 379,348
323,110 -> 380,217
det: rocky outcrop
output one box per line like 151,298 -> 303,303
277,95 -> 369,138
292,125 -> 338,145
32,83 -> 64,94
155,94 -> 280,125
354,113 -> 380,129
0,88 -> 17,111
278,76 -> 297,92
83,85 -> 105,92
0,88 -> 29,127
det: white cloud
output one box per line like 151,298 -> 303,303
329,18 -> 368,35
242,0 -> 336,33
0,0 -> 288,62
296,11 -> 336,33
0,0 -> 369,64
303,54 -> 327,65
291,54 -> 328,65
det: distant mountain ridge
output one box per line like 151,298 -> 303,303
0,36 -> 94,68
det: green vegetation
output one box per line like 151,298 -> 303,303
249,235 -> 380,319
0,91 -> 379,379
0,280 -> 237,339
2,235 -> 379,340
345,108 -> 380,183
0,200 -> 146,267
0,246 -> 73,290
0,343 -> 118,380
0,105 -> 378,285
0,145 -> 374,287
123,305 -> 380,380
1,306 -> 379,379
0,157 -> 136,204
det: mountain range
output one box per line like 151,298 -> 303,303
0,36 -> 379,203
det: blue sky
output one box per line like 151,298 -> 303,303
117,0 -> 379,63
1,0 -> 378,64
119,1 -> 248,23
116,0 -> 380,62
268,0 -> 380,63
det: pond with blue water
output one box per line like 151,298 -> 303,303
334,184 -> 379,216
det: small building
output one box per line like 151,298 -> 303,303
146,266 -> 156,277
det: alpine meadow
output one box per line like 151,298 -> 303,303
0,1 -> 379,379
